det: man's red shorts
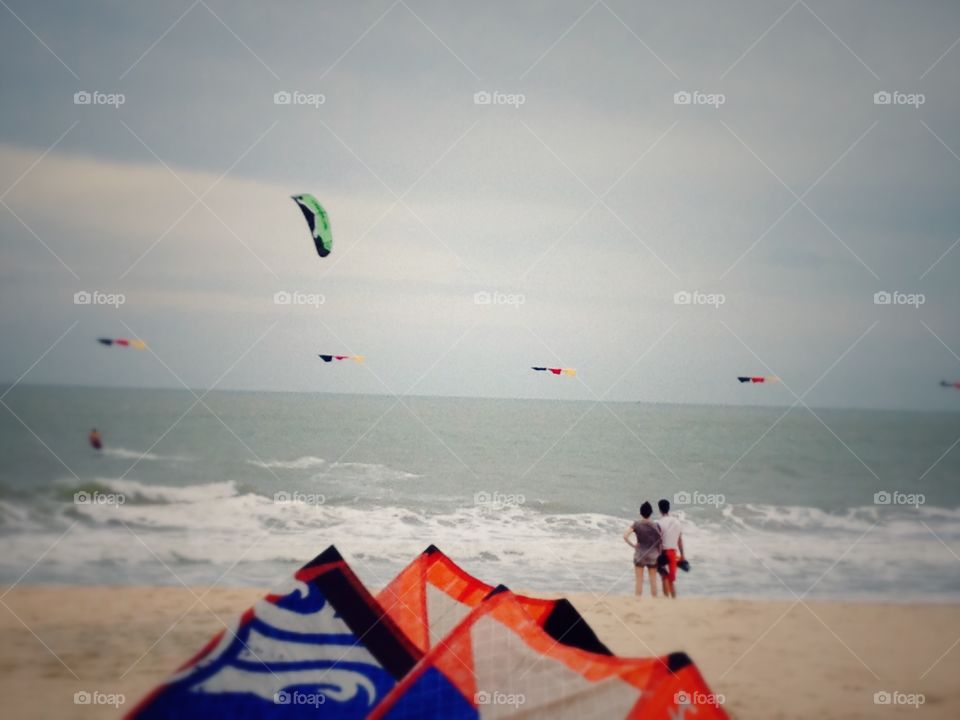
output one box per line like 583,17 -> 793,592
664,549 -> 678,583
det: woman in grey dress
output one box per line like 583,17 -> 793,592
623,501 -> 662,597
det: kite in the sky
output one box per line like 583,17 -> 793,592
737,376 -> 778,384
532,366 -> 576,376
319,354 -> 364,363
97,337 -> 146,349
291,193 -> 332,257
940,380 -> 960,390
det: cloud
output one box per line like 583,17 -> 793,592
2,1 -> 960,409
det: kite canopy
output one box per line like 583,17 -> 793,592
319,354 -> 364,363
97,337 -> 146,350
291,194 -> 332,257
377,545 -> 610,656
127,546 -> 420,719
130,546 -> 728,719
370,586 -> 728,720
737,376 -> 778,384
532,367 -> 576,376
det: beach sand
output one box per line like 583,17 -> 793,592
1,586 -> 958,719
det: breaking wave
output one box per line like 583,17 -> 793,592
3,480 -> 959,600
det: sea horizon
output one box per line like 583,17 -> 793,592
6,380 -> 959,416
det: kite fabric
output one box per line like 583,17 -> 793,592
377,544 -> 611,656
129,546 -> 729,719
531,367 -> 576,376
319,354 -> 364,363
940,380 -> 960,390
97,337 -> 146,350
370,586 -> 729,720
737,376 -> 778,384
291,194 -> 333,257
126,546 -> 421,719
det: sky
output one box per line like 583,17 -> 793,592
1,0 -> 959,410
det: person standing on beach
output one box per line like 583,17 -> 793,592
657,498 -> 684,599
623,502 -> 661,597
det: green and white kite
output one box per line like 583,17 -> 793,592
291,193 -> 332,257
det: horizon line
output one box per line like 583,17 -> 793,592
3,380 -> 959,416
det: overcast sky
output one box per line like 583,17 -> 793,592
1,0 -> 959,410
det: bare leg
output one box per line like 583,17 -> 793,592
634,566 -> 644,596
648,567 -> 658,597
662,577 -> 675,598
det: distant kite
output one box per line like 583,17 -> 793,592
737,376 -> 778,384
940,380 -> 960,390
97,337 -> 146,350
318,354 -> 364,363
532,367 -> 576,376
291,193 -> 332,257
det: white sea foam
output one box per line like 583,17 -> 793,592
4,485 -> 959,599
67,478 -> 242,505
103,447 -> 192,462
245,457 -> 419,480
718,503 -> 960,533
248,456 -> 327,470
326,462 -> 420,481
0,500 -> 40,531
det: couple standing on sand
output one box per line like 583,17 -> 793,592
623,499 -> 684,599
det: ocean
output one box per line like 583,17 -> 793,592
1,384 -> 958,600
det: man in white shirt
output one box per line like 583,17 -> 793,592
657,499 -> 684,598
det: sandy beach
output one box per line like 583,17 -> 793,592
2,586 -> 957,719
